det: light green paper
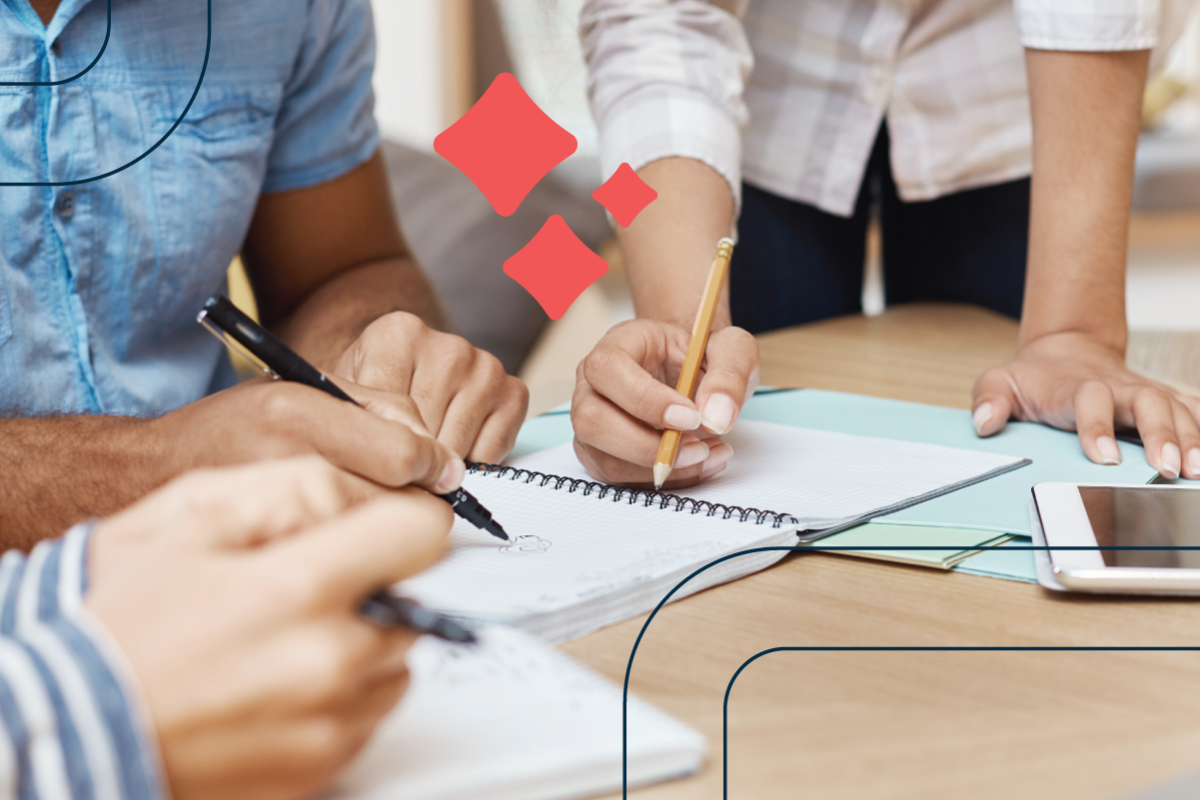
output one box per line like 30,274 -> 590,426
808,523 -> 1012,568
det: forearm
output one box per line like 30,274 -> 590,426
274,257 -> 449,372
0,417 -> 163,550
1020,49 -> 1149,351
620,157 -> 736,327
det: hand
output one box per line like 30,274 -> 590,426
571,319 -> 759,488
86,458 -> 453,800
972,332 -> 1200,479
151,378 -> 467,495
333,312 -> 528,463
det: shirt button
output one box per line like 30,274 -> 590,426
57,191 -> 75,218
51,40 -> 61,56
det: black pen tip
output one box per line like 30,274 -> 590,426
488,520 -> 509,541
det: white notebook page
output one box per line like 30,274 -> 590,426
401,462 -> 798,625
519,420 -> 1027,531
327,627 -> 705,800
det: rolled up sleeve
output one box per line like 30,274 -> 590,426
581,0 -> 753,209
1015,0 -> 1164,51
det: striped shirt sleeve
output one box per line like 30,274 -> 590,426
0,524 -> 167,800
580,0 -> 754,211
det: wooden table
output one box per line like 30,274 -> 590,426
563,303 -> 1200,800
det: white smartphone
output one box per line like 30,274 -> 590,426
1032,482 -> 1200,593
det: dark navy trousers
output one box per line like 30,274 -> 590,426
730,125 -> 1030,335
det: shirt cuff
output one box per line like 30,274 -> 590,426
1016,0 -> 1161,51
596,85 -> 745,218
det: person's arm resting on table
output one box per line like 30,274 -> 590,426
972,8 -> 1200,479
572,0 -> 758,489
0,1 -> 524,549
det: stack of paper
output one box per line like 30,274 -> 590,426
327,627 -> 706,800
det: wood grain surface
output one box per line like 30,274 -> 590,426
562,303 -> 1200,800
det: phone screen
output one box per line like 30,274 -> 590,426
1079,487 -> 1200,568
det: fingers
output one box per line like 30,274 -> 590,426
339,314 -> 528,463
277,388 -> 465,494
466,381 -> 529,463
580,323 -> 699,431
970,366 -> 1017,438
277,487 -> 453,604
1171,397 -> 1200,480
335,381 -> 434,438
693,327 -> 759,435
1072,381 -> 1122,466
98,457 -> 381,553
438,373 -> 528,463
1125,386 -> 1182,479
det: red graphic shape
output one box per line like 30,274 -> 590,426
592,163 -> 658,227
504,215 -> 608,320
434,73 -> 578,217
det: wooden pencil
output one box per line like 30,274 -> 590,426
653,237 -> 736,490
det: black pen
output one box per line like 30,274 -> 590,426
361,594 -> 475,644
196,294 -> 509,544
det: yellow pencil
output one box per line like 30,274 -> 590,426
653,237 -> 736,490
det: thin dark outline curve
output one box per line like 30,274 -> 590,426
722,645 -> 1200,798
621,544 -> 1200,798
0,0 -> 111,87
0,0 -> 209,187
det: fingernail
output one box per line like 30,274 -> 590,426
663,404 -> 701,431
700,394 -> 737,435
699,441 -> 734,473
1161,442 -> 1181,480
436,459 -> 465,493
1189,448 -> 1200,478
674,439 -> 710,469
972,403 -> 993,435
1097,436 -> 1122,465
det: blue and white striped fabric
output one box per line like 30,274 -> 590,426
0,523 -> 165,800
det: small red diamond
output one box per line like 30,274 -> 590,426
503,216 -> 608,320
434,73 -> 578,217
592,163 -> 658,227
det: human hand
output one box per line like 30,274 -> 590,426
571,319 -> 759,488
151,378 -> 467,495
86,458 -> 452,800
972,332 -> 1200,479
333,312 -> 528,463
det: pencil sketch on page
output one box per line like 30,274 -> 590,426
500,535 -> 552,556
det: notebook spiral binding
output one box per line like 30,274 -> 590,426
466,463 -> 798,528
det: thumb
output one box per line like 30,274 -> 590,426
971,366 -> 1016,438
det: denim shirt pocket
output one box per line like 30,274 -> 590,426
144,85 -> 282,322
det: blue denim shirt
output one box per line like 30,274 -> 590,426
0,0 -> 379,415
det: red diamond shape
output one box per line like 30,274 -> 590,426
503,215 -> 608,320
592,162 -> 658,227
434,73 -> 578,217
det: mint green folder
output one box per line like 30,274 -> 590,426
508,389 -> 1161,585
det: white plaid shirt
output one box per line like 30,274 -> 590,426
581,0 -> 1195,218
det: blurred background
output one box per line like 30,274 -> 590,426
367,0 -> 1200,416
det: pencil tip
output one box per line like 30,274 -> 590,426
653,463 -> 671,492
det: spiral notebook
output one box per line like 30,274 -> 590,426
400,420 -> 1028,642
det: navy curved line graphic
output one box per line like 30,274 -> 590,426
0,0 -> 209,187
621,543 -> 1200,797
0,0 -> 111,87
721,645 -> 1200,798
